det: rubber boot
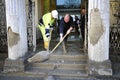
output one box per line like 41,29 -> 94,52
44,41 -> 50,51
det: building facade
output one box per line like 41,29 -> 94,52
0,0 -> 120,77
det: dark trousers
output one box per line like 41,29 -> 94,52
81,30 -> 85,42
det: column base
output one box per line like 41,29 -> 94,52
4,58 -> 27,72
88,60 -> 112,76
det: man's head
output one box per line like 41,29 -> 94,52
81,8 -> 86,15
64,14 -> 70,23
51,10 -> 58,19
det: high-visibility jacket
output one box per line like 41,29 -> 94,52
42,13 -> 55,29
38,12 -> 55,50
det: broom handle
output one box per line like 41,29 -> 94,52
50,33 -> 68,54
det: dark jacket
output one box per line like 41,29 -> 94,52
59,16 -> 74,35
80,14 -> 85,31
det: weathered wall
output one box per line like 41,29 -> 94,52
88,0 -> 110,62
89,8 -> 104,45
44,0 -> 56,13
88,0 -> 112,75
5,0 -> 28,60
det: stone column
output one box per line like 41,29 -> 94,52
4,0 -> 28,72
88,0 -> 112,75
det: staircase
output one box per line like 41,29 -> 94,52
26,40 -> 88,79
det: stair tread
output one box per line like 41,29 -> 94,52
29,62 -> 87,68
30,60 -> 87,64
28,59 -> 87,70
49,54 -> 87,61
50,54 -> 87,57
28,54 -> 87,70
26,68 -> 88,77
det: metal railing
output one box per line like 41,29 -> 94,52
0,0 -> 7,52
109,26 -> 120,54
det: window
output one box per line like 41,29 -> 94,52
57,0 -> 81,9
56,0 -> 81,20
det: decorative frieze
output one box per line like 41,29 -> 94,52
26,0 -> 36,51
0,0 -> 7,52
109,0 -> 120,53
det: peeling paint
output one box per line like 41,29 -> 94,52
8,27 -> 20,47
89,8 -> 104,45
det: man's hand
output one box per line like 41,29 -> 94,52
60,33 -> 63,42
60,37 -> 63,42
66,29 -> 71,34
67,27 -> 73,34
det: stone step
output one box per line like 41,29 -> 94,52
0,73 -> 89,80
26,68 -> 88,78
26,54 -> 88,78
49,54 -> 87,61
28,60 -> 87,70
54,77 -> 89,80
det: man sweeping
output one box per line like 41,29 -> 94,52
58,14 -> 74,53
38,10 -> 58,51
